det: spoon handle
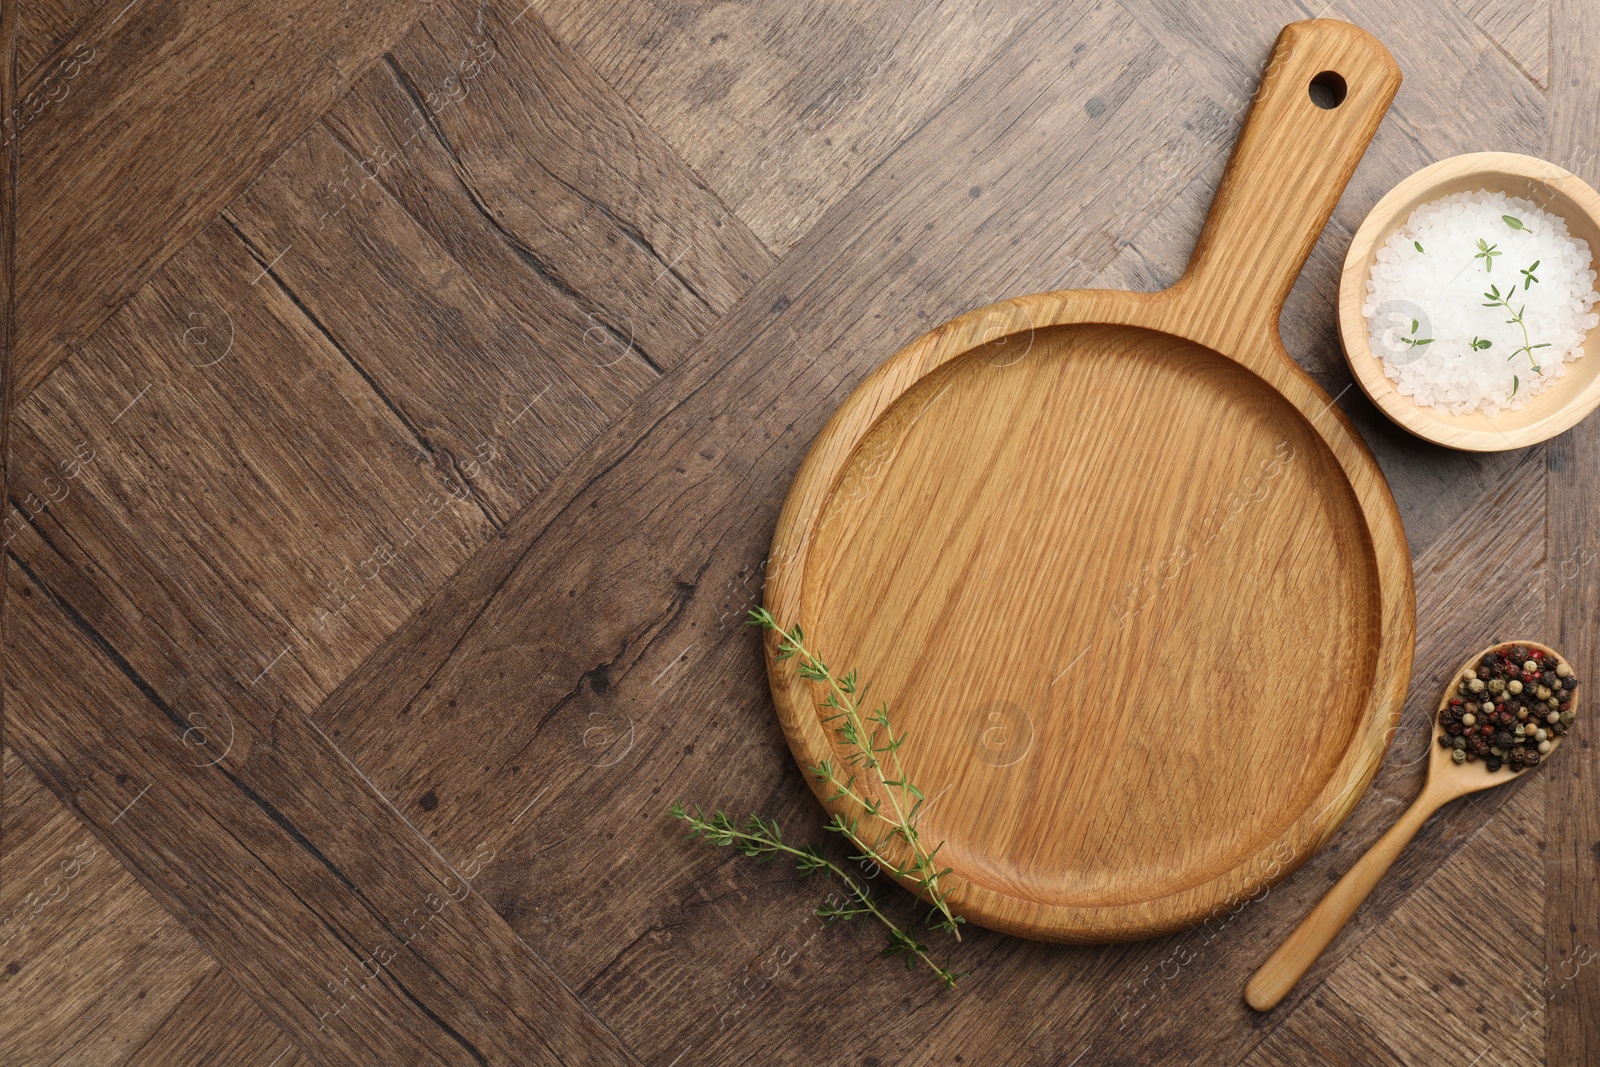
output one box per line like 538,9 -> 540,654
1245,787 -> 1445,1011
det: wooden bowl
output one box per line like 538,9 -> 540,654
1340,152 -> 1600,451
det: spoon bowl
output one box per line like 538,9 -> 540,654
1245,639 -> 1579,1011
1420,639 -> 1573,801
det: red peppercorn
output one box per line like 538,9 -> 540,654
1451,698 -> 1463,706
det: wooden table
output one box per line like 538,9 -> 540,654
1,1 -> 1595,1064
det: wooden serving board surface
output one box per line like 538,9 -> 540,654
763,19 -> 1416,941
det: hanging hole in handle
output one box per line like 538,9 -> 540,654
1308,71 -> 1347,109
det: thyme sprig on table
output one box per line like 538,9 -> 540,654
668,805 -> 962,987
668,607 -> 965,987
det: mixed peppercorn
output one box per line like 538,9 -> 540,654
1438,645 -> 1579,772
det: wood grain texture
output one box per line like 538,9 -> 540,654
6,518 -> 639,1066
1455,0 -> 1550,89
351,0 -> 772,340
0,10 -> 15,1062
1241,984 -> 1410,1066
1315,772 -> 1549,1067
2,0 -> 1596,1062
12,0 -> 423,398
538,0 -> 1051,255
120,968 -> 307,1067
1545,2 -> 1600,1058
14,0 -> 99,80
14,220 -> 494,708
1122,0 -> 1545,162
222,0 -> 772,520
0,748 -> 215,1065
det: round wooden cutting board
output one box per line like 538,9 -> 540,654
761,20 -> 1416,942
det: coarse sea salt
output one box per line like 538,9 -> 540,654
1363,189 -> 1600,416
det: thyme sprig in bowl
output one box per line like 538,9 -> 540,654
669,608 -> 965,987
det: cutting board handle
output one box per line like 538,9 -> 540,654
1176,20 -> 1400,356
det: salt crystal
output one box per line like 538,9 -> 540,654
1365,190 -> 1599,415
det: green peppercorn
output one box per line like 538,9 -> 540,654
1452,748 -> 1467,764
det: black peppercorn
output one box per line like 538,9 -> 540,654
1443,649 -> 1578,775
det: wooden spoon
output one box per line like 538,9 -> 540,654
1245,640 -> 1578,1011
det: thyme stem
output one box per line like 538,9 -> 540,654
750,607 -> 961,939
1482,278 -> 1552,396
667,608 -> 968,988
668,805 -> 960,987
